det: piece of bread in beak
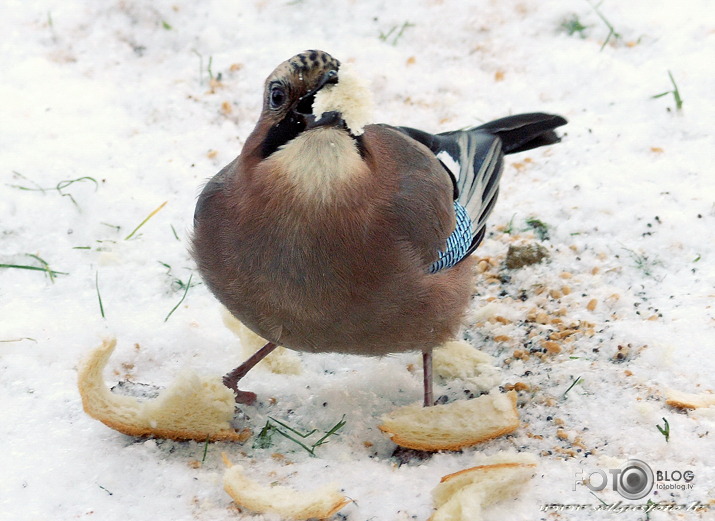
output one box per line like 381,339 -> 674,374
312,63 -> 374,136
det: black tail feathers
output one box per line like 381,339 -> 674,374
474,112 -> 567,154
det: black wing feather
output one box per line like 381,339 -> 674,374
395,112 -> 567,260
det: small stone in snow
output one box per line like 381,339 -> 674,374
504,243 -> 550,269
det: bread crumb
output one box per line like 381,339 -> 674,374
573,436 -> 588,450
542,341 -> 562,354
513,349 -> 528,360
613,345 -> 630,361
555,447 -> 577,458
505,382 -> 530,392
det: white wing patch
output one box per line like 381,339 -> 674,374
437,150 -> 461,181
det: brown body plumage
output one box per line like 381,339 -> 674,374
192,50 -> 566,404
192,122 -> 475,356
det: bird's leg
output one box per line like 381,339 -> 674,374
223,342 -> 278,404
423,349 -> 434,407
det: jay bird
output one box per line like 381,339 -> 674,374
192,50 -> 566,406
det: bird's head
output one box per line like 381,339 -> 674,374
263,50 -> 341,118
254,50 -> 374,160
257,50 -> 345,156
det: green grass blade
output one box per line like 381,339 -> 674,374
562,376 -> 582,398
656,417 -> 670,442
0,255 -> 67,281
312,415 -> 347,448
125,201 -> 168,240
164,273 -> 192,322
201,436 -> 210,462
95,270 -> 106,319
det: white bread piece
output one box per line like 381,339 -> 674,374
430,452 -> 537,521
312,63 -> 374,136
470,450 -> 538,468
221,307 -> 302,375
78,339 -> 249,442
432,340 -> 499,380
378,391 -> 519,451
666,388 -> 715,409
222,454 -> 350,520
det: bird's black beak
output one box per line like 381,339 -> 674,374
305,110 -> 346,131
317,69 -> 339,90
294,69 -> 339,117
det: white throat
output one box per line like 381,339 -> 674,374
268,127 -> 366,202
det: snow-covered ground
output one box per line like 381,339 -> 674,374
1,1 -> 713,520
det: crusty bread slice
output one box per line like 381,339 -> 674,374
430,452 -> 537,521
78,339 -> 250,442
378,391 -> 519,451
222,454 -> 350,520
666,388 -> 715,409
221,307 -> 302,375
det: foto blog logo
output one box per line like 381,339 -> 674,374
576,459 -> 654,500
575,459 -> 696,500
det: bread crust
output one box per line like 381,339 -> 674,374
665,388 -> 715,410
428,454 -> 538,521
439,461 -> 535,484
222,454 -> 350,520
78,338 -> 250,442
378,390 -> 519,451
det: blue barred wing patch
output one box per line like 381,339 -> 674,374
429,201 -> 473,273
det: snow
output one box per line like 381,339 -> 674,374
1,1 -> 714,520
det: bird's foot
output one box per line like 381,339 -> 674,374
222,341 -> 279,405
222,374 -> 258,404
233,389 -> 258,405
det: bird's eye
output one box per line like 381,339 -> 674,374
269,86 -> 286,109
